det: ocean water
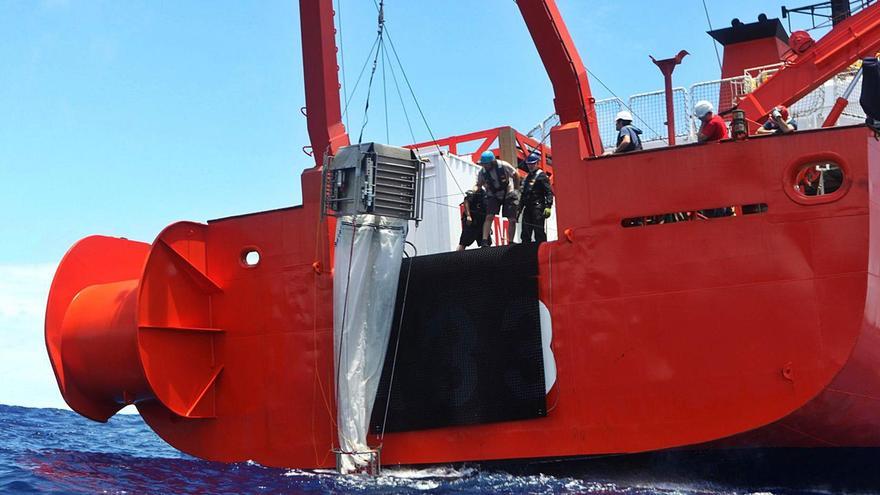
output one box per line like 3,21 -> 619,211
0,403 -> 875,494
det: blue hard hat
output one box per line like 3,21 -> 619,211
526,153 -> 540,164
479,151 -> 496,164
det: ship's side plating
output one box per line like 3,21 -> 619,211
46,124 -> 880,468
377,124 -> 880,464
43,0 -> 880,469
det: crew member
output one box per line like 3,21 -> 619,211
476,151 -> 520,247
456,188 -> 487,251
756,105 -> 797,135
519,153 -> 554,243
694,100 -> 729,142
604,110 -> 643,155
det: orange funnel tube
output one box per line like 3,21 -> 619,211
45,224 -> 224,423
45,236 -> 153,421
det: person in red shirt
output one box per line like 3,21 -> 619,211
694,100 -> 729,142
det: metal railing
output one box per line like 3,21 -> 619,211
628,88 -> 691,143
527,67 -> 864,150
593,98 -> 625,148
689,76 -> 752,116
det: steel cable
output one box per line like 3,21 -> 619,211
701,0 -> 723,73
336,0 -> 350,130
356,1 -> 385,144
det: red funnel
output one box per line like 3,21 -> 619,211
45,224 -> 226,422
45,236 -> 151,421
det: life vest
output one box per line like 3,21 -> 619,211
521,169 -> 545,203
460,190 -> 486,221
482,162 -> 514,197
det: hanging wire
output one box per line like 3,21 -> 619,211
378,241 -> 417,441
342,36 -> 381,122
383,27 -> 447,146
382,27 -> 466,195
365,0 -> 559,199
311,214 -> 337,463
333,220 -> 360,451
586,67 -> 668,144
336,0 -> 350,130
804,16 -> 836,32
359,0 -> 465,194
420,196 -> 559,234
701,0 -> 723,73
386,45 -> 418,145
381,39 -> 390,143
332,1 -> 389,455
356,0 -> 386,144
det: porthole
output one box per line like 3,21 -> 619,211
794,162 -> 844,196
241,248 -> 261,268
784,153 -> 850,205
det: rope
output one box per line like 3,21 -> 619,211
311,205 -> 337,463
701,0 -> 723,73
378,241 -> 417,441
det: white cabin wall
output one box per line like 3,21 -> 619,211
407,149 -> 558,256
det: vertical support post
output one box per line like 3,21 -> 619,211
498,127 -> 519,167
662,72 -> 676,146
650,50 -> 689,147
831,0 -> 852,26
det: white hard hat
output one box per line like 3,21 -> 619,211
694,100 -> 714,118
615,110 -> 633,122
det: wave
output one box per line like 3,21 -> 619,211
0,404 -> 872,494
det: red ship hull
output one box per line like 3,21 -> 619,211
45,124 -> 880,468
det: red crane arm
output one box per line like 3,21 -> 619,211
299,0 -> 604,162
516,0 -> 604,157
300,0 -> 350,168
737,2 -> 880,122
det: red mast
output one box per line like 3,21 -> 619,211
299,0 -> 350,167
651,50 -> 689,146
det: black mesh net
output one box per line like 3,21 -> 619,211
370,243 -> 546,434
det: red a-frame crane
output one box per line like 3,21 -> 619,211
298,0 -> 604,166
737,2 -> 880,124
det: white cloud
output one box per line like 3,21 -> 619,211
0,262 -> 69,410
0,263 -> 54,319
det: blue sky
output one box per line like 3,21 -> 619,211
1,0 -> 826,409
